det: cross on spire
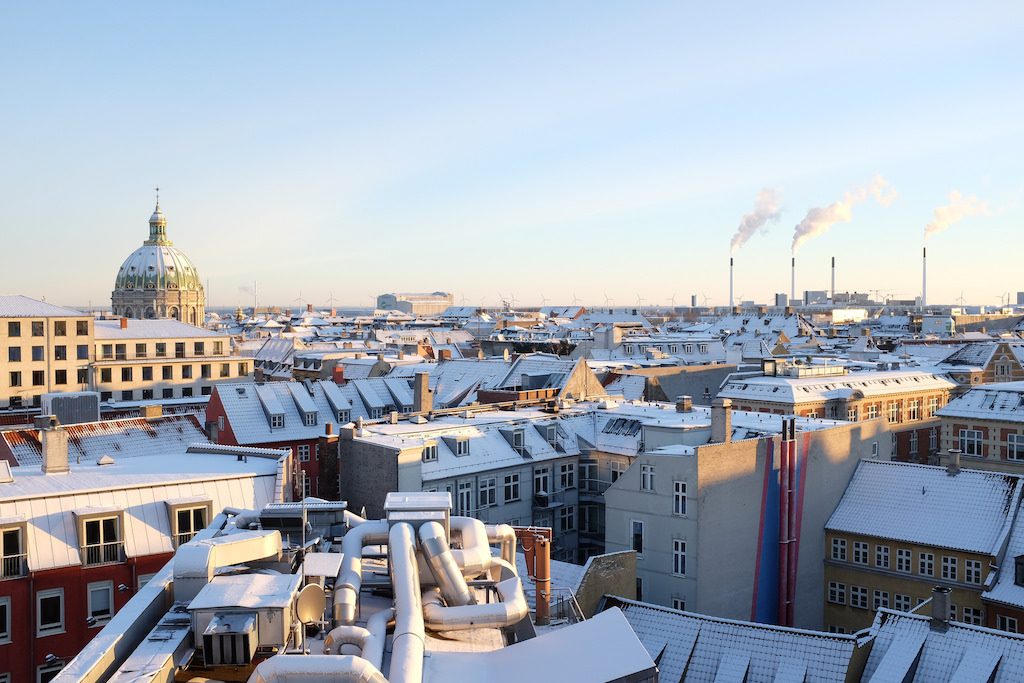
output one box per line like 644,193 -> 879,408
154,186 -> 160,206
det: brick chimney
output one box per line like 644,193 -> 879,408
120,317 -> 129,330
711,398 -> 732,444
675,395 -> 693,413
413,372 -> 433,414
36,415 -> 69,474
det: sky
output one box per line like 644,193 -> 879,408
1,1 -> 1022,309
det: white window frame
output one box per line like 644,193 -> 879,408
533,466 -> 550,495
965,558 -> 982,584
963,606 -> 983,625
87,580 -> 114,625
909,430 -> 919,455
997,614 -> 1019,633
927,396 -> 939,416
673,481 -> 687,516
827,581 -> 846,605
919,552 -> 934,577
37,666 -> 64,683
270,414 -> 284,429
960,429 -> 983,456
929,427 -> 938,451
545,425 -> 557,445
831,537 -> 847,561
866,404 -> 879,420
479,477 -> 496,508
640,464 -> 655,492
941,556 -> 957,581
907,398 -> 920,421
0,596 -> 9,644
850,585 -> 869,609
873,589 -> 889,610
456,439 -> 470,456
610,461 -> 626,483
559,505 -> 575,532
422,443 -> 438,462
37,588 -> 64,636
297,444 -> 311,462
671,597 -> 685,611
559,462 -> 575,490
631,519 -> 645,557
897,548 -> 912,573
888,402 -> 900,424
853,541 -> 869,565
503,473 -> 520,503
876,544 -> 890,569
1008,433 -> 1024,461
672,539 -> 686,577
894,593 -> 912,611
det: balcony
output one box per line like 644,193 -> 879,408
533,488 -> 567,510
579,477 -> 611,502
175,530 -> 198,547
0,553 -> 27,579
83,541 -> 123,566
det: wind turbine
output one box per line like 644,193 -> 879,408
571,292 -> 581,306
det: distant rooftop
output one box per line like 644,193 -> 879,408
0,294 -> 86,318
94,318 -> 224,339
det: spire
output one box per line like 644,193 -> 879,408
146,187 -> 171,245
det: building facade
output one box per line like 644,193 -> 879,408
936,381 -> 1024,473
375,292 -> 454,317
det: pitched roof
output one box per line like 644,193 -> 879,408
826,461 -> 1022,554
936,382 -> 1024,423
0,295 -> 86,318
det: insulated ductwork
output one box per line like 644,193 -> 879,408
419,522 -> 474,607
173,530 -> 283,603
248,655 -> 387,683
422,560 -> 529,632
485,524 -> 517,566
448,517 -> 492,578
388,522 -> 425,683
322,607 -> 392,671
334,520 -> 389,625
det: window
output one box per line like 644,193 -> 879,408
214,341 -> 224,354
965,559 -> 982,584
297,444 -> 310,462
99,367 -> 111,383
6,347 -> 19,362
636,576 -> 643,601
162,365 -> 173,380
963,607 -> 983,625
101,344 -> 113,359
876,545 -> 890,569
827,625 -> 846,634
201,364 -> 211,379
909,431 -> 919,455
182,365 -> 193,379
270,414 -> 283,429
162,388 -> 173,399
141,366 -> 153,381
8,372 -> 20,388
907,399 -> 920,421
631,520 -> 644,556
534,466 -> 550,495
115,343 -> 126,360
559,505 -> 575,532
888,402 -> 900,423
54,369 -> 66,385
32,370 -> 44,386
850,585 -> 869,609
919,552 -> 934,577
610,461 -> 625,483
31,345 -> 44,361
672,539 -> 686,576
422,444 -> 438,462
831,538 -> 847,561
82,516 -> 121,566
173,505 -> 208,546
303,476 -> 312,498
927,396 -> 939,417
866,404 -> 879,419
959,429 -> 983,456
853,541 -> 869,565
77,344 -> 88,360
503,473 -> 520,502
239,362 -> 249,376
101,391 -> 113,401
121,390 -> 133,401
87,581 -> 114,625
671,598 -> 685,611
220,363 -> 230,378
31,321 -> 43,337
673,481 -> 687,516
6,322 -> 19,337
456,439 -> 470,456
847,407 -> 858,421
827,582 -> 846,605
175,342 -> 185,358
1008,434 -> 1024,461
76,320 -> 89,335
156,342 -> 167,357
997,615 -> 1019,633
897,548 -> 912,572
873,590 -> 890,610
894,594 -> 912,611
38,666 -> 63,683
194,342 -> 205,355
0,596 -> 8,643
37,588 -> 64,636
135,343 -> 147,358
559,463 -> 575,490
479,477 -> 496,508
142,389 -> 154,399
942,556 -> 957,581
641,464 -> 655,492
52,320 -> 66,336
121,367 -> 132,382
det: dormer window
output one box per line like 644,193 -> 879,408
1015,555 -> 1024,587
304,412 -> 317,427
456,439 -> 470,456
270,414 -> 284,429
422,443 -> 438,462
546,425 -> 558,446
77,511 -> 124,566
1,522 -> 27,579
337,410 -> 350,423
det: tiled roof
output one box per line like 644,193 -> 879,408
826,461 -> 1022,554
611,597 -> 855,682
984,510 -> 1024,609
0,295 -> 86,318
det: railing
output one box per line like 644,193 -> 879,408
579,477 -> 612,496
0,553 -> 27,579
83,541 -> 123,566
175,530 -> 198,547
521,584 -> 586,624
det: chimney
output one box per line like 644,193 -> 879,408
784,305 -> 794,316
929,585 -> 951,626
37,415 -> 69,474
729,257 -> 734,308
711,398 -> 732,444
389,411 -> 399,424
946,449 -> 961,476
675,395 -> 693,413
922,246 -> 927,310
535,534 -> 551,626
831,256 -> 836,302
141,404 -> 162,420
332,366 -> 345,384
413,372 -> 433,414
120,317 -> 128,330
690,294 -> 697,308
791,256 -> 796,302
307,303 -> 313,313
325,422 -> 334,436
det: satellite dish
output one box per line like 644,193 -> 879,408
295,583 -> 326,624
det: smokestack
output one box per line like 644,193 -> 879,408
831,256 -> 836,302
791,257 -> 796,302
729,257 -> 734,308
922,246 -> 927,310
930,586 -> 951,627
711,398 -> 732,444
691,294 -> 697,308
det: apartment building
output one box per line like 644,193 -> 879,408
0,296 -> 93,410
0,416 -> 290,683
375,291 -> 454,316
719,360 -> 955,461
91,318 -> 251,402
937,341 -> 1024,386
824,460 -> 1021,634
603,400 -> 891,629
936,381 -> 1024,473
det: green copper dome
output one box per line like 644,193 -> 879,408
113,202 -> 204,293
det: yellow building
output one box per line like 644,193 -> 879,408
824,459 -> 1021,633
91,318 -> 251,402
0,295 -> 93,410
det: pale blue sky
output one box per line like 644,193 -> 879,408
2,2 -> 1022,308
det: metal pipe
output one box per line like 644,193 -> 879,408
535,536 -> 551,626
419,521 -> 474,606
421,572 -> 529,631
831,256 -> 836,302
388,522 -> 425,683
922,246 -> 927,310
449,517 -> 492,578
484,524 -> 517,566
361,608 -> 393,672
247,655 -> 387,683
729,257 -> 734,308
791,256 -> 796,303
786,421 -> 798,626
323,625 -> 371,655
777,434 -> 790,625
334,520 -> 389,625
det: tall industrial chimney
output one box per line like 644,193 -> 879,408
922,247 -> 927,310
831,256 -> 836,302
729,257 -> 734,308
691,294 -> 697,307
790,257 -> 796,303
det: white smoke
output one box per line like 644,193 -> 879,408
792,175 -> 896,254
924,190 -> 988,240
730,188 -> 782,253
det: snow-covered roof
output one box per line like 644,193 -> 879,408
611,597 -> 856,683
94,318 -> 224,339
826,461 -> 1022,554
604,374 -> 646,401
985,509 -> 1024,610
863,608 -> 1024,682
719,369 -> 956,405
936,382 -> 1024,423
0,295 -> 86,318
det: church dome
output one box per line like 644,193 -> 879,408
113,201 -> 204,293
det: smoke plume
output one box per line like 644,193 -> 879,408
730,188 -> 782,253
791,175 -> 896,254
924,190 -> 988,240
